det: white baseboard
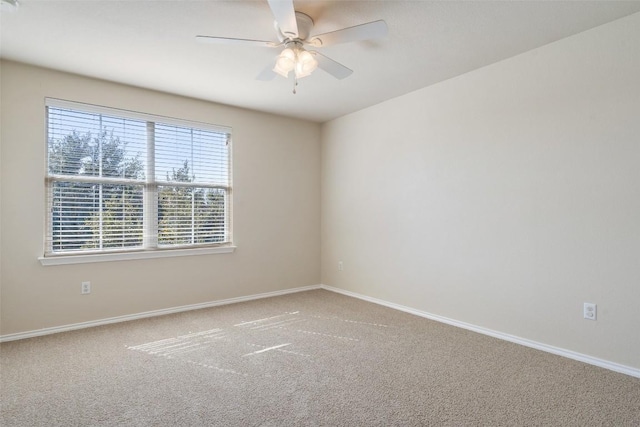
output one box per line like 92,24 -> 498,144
3,283 -> 637,379
320,285 -> 640,379
0,284 -> 322,343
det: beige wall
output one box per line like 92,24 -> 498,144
321,13 -> 640,369
0,60 -> 321,335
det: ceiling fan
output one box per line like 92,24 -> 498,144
196,0 -> 388,92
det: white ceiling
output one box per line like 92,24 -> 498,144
2,1 -> 639,123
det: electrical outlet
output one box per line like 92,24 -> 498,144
81,281 -> 91,295
338,261 -> 344,271
583,302 -> 596,320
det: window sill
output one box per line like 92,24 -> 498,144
38,246 -> 236,266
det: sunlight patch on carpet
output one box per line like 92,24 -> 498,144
126,310 -> 389,376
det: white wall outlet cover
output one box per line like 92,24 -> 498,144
81,281 -> 91,294
583,303 -> 597,320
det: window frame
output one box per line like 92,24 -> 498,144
40,98 -> 235,266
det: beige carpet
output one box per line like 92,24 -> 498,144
1,289 -> 639,426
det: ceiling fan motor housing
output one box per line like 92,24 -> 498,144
275,12 -> 314,42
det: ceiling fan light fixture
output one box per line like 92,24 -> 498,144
294,50 -> 318,79
273,47 -> 296,77
274,43 -> 318,80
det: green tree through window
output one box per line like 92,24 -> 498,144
158,160 -> 226,246
45,100 -> 231,256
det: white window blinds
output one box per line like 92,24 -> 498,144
45,99 -> 232,256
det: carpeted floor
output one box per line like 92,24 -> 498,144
1,289 -> 639,426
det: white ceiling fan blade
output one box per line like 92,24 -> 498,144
312,52 -> 353,80
308,20 -> 388,47
196,35 -> 279,48
267,0 -> 298,39
256,63 -> 278,81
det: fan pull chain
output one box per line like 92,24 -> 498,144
293,76 -> 298,94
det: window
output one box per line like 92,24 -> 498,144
43,99 -> 232,262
